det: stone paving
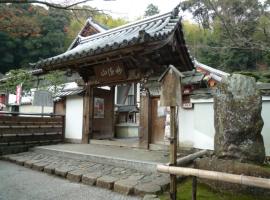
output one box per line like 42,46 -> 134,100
1,151 -> 169,197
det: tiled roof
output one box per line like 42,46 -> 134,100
54,87 -> 84,98
195,60 -> 229,82
182,71 -> 204,85
67,18 -> 107,51
36,8 -> 193,70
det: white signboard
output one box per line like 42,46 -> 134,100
33,90 -> 53,107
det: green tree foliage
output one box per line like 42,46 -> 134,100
144,3 -> 160,17
181,0 -> 270,72
0,69 -> 66,95
41,70 -> 66,94
94,14 -> 128,28
0,4 -> 72,74
0,69 -> 34,93
0,4 -> 128,74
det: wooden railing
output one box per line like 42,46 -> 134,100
0,112 -> 65,154
157,165 -> 270,200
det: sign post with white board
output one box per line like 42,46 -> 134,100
33,90 -> 53,115
158,65 -> 184,200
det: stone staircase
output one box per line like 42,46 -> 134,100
1,151 -> 169,197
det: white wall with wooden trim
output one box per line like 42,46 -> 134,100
262,97 -> 270,156
65,96 -> 83,141
179,96 -> 270,156
18,104 -> 53,113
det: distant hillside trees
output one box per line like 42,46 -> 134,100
0,4 -> 128,74
181,0 -> 270,73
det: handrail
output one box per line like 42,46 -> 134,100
0,111 -> 64,117
157,164 -> 270,200
157,164 -> 270,189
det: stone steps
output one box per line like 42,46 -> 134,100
32,146 -> 160,173
1,152 -> 169,197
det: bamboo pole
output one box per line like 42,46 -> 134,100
157,165 -> 270,189
167,149 -> 208,166
169,106 -> 177,200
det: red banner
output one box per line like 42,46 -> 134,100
0,94 -> 5,104
16,84 -> 22,105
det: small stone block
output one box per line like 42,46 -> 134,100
96,176 -> 118,190
32,162 -> 49,171
67,170 -> 85,182
24,160 -> 34,168
55,167 -> 70,177
82,172 -> 102,186
114,179 -> 137,195
134,183 -> 161,196
44,165 -> 55,174
8,156 -> 19,162
15,158 -> 27,166
1,155 -> 11,161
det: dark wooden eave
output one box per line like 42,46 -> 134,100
35,8 -> 194,76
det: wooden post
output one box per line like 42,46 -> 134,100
61,115 -> 66,143
111,86 -> 115,138
192,176 -> 197,200
158,65 -> 184,200
169,106 -> 177,200
139,91 -> 151,149
82,83 -> 93,144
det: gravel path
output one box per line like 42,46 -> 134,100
0,160 -> 141,200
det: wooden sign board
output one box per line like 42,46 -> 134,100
94,62 -> 126,83
159,66 -> 183,107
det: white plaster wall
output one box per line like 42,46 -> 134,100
179,97 -> 270,156
65,96 -> 83,140
179,108 -> 194,148
262,98 -> 270,156
179,101 -> 215,150
193,102 -> 215,150
19,105 -> 53,113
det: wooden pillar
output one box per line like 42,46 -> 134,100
111,86 -> 115,138
139,91 -> 151,149
159,65 -> 183,200
169,106 -> 177,200
82,82 -> 93,144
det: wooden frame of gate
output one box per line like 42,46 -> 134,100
36,9 -> 194,149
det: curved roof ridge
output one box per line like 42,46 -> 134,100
79,11 -> 174,43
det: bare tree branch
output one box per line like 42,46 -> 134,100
0,0 -> 114,12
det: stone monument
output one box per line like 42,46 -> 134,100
214,74 -> 265,164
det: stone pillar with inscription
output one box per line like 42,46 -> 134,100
214,74 -> 265,164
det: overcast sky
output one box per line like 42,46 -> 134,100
88,0 -> 182,20
52,0 -> 191,21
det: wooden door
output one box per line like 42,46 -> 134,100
54,99 -> 66,115
151,97 -> 166,144
92,88 -> 114,139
